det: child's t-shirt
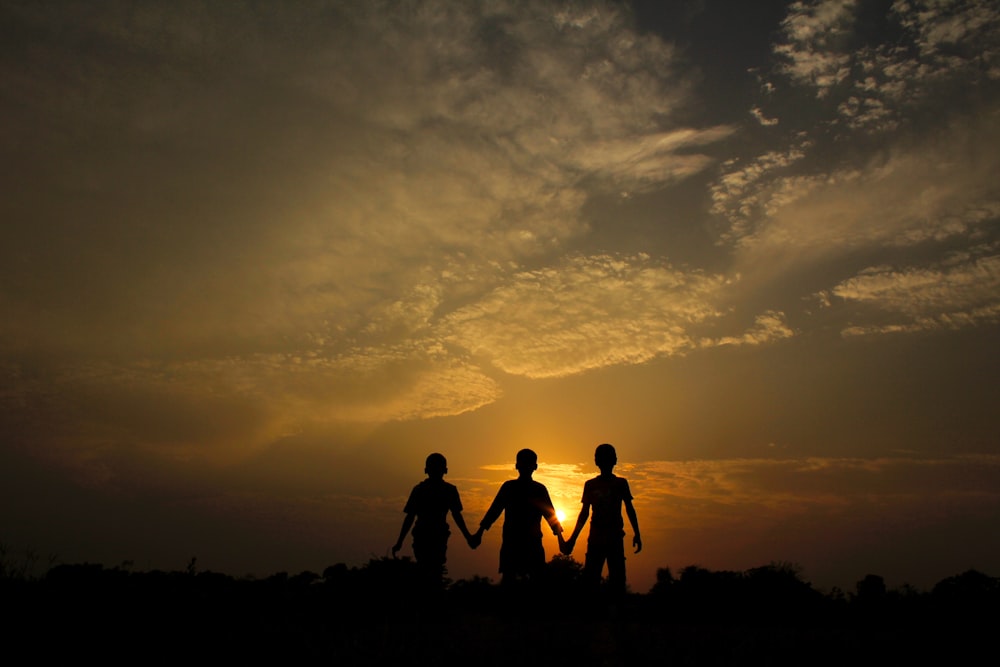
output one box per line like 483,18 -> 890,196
404,478 -> 462,538
481,478 -> 558,539
581,474 -> 632,540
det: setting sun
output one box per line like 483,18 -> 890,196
556,509 -> 567,524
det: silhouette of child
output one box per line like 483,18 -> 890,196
392,453 -> 476,577
474,448 -> 565,582
564,443 -> 642,592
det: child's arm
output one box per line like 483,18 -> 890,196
565,502 -> 591,552
542,490 -> 563,536
451,509 -> 477,548
392,513 -> 415,556
474,487 -> 505,542
624,497 -> 642,553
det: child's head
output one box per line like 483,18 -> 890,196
594,443 -> 617,471
515,448 -> 538,474
424,452 -> 448,478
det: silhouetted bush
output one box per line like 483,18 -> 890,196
930,569 -> 1000,627
3,557 -> 996,663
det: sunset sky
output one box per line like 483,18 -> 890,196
2,0 -> 999,593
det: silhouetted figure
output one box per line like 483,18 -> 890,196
564,443 -> 641,593
474,448 -> 565,583
392,453 -> 477,582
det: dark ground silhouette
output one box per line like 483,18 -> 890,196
2,556 -> 997,664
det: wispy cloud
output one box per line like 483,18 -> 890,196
718,0 -> 1000,283
701,311 -> 795,347
728,113 -> 1000,282
710,141 -> 812,241
443,253 -> 729,378
768,0 -> 1000,130
829,251 -> 1000,335
0,0 -> 740,452
566,126 -> 736,192
773,0 -> 857,98
749,106 -> 780,126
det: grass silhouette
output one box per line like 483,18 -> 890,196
2,552 -> 996,664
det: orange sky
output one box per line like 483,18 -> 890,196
1,0 -> 999,592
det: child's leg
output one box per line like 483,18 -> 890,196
582,541 -> 607,587
413,533 -> 449,582
606,539 -> 627,592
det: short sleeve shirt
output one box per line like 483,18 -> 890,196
481,478 -> 557,539
581,474 -> 632,539
403,478 -> 462,537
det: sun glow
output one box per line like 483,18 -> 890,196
556,509 -> 567,523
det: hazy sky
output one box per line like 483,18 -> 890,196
2,0 -> 999,592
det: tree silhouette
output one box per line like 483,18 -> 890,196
3,557 -> 998,663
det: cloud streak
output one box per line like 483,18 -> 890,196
443,254 -> 730,378
830,251 -> 1000,335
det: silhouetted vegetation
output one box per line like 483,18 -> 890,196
2,554 -> 997,664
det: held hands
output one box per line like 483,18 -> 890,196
558,534 -> 576,556
467,528 -> 483,550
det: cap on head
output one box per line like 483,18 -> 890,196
594,443 -> 617,468
425,452 -> 448,476
515,448 -> 538,471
